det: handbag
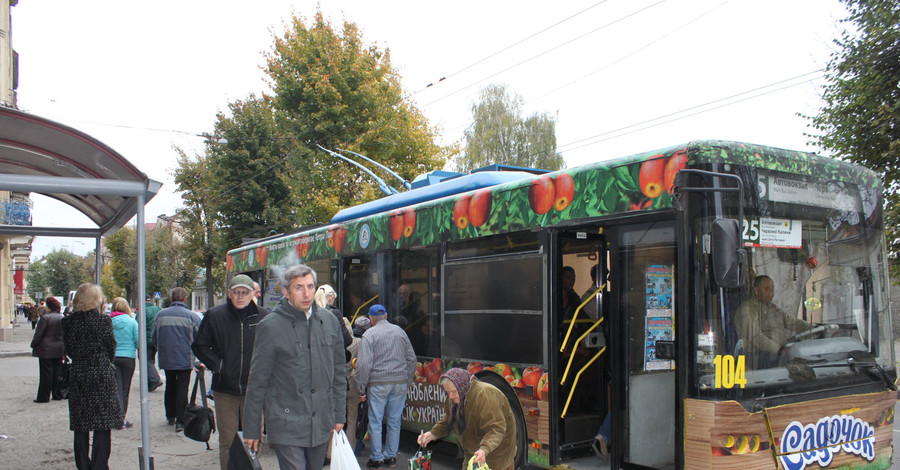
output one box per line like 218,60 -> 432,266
355,399 -> 368,445
56,358 -> 70,400
227,431 -> 263,470
408,447 -> 432,470
181,371 -> 216,448
330,430 -> 361,470
466,456 -> 490,470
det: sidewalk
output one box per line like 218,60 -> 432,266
0,317 -> 38,358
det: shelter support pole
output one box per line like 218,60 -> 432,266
136,194 -> 153,469
94,237 -> 102,284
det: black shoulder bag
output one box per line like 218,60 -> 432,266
181,370 -> 216,448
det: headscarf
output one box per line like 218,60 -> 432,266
442,368 -> 475,434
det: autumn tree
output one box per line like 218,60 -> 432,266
807,0 -> 899,273
266,11 -> 448,222
27,249 -> 93,298
457,84 -> 564,173
173,149 -> 226,308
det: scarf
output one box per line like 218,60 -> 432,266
442,368 -> 475,434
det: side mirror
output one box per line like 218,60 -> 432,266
712,218 -> 745,288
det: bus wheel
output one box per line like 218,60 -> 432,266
474,370 -> 528,470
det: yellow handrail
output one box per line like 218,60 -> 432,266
561,316 -> 604,384
350,294 -> 379,324
560,284 -> 605,353
561,346 -> 606,418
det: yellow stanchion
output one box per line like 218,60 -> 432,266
560,284 -> 605,353
560,316 -> 604,385
350,294 -> 379,324
561,346 -> 606,418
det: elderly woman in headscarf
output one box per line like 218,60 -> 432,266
418,368 -> 517,470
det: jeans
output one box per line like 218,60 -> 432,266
366,383 -> 407,461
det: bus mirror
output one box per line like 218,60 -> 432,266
712,218 -> 745,288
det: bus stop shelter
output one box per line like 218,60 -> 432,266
0,105 -> 162,469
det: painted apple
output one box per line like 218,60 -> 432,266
509,378 -> 523,388
431,358 -> 442,372
493,363 -> 512,378
521,367 -> 543,388
389,210 -> 404,241
415,362 -> 424,379
403,207 -> 416,238
333,226 -> 347,253
468,189 -> 492,227
454,195 -> 471,230
639,156 -> 666,198
258,246 -> 268,266
427,369 -> 442,384
553,173 -> 575,211
504,374 -> 517,385
467,361 -> 483,374
528,176 -> 555,215
663,151 -> 687,195
226,255 -> 234,271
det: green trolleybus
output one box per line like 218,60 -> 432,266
227,140 -> 896,470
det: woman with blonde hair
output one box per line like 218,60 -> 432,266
62,283 -> 122,470
110,297 -> 139,430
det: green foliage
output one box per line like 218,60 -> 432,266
266,11 -> 448,221
27,249 -> 92,298
457,84 -> 564,173
807,0 -> 900,274
104,223 -> 194,305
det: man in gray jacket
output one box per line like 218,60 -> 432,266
243,264 -> 346,470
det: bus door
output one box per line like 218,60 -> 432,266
611,221 -> 676,469
554,229 -> 607,455
341,253 -> 386,323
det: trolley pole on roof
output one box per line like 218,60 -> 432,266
336,148 -> 412,190
316,145 -> 399,196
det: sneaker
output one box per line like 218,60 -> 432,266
121,420 -> 134,430
149,382 -> 162,392
175,423 -> 184,433
384,457 -> 397,468
366,459 -> 384,469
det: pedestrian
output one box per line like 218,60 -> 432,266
143,294 -> 163,392
192,274 -> 269,470
418,368 -> 517,470
28,301 -> 43,330
242,264 -> 346,470
61,283 -> 123,470
356,304 -> 417,469
30,296 -> 65,403
110,297 -> 139,430
152,287 -> 200,432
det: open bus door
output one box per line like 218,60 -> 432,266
554,229 -> 608,460
610,221 -> 677,469
341,253 -> 385,324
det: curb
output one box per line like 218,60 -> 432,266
0,351 -> 32,358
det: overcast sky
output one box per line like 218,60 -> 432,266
11,0 -> 848,260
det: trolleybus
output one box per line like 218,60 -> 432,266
227,140 -> 896,470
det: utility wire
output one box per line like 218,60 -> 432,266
421,0 -> 666,108
557,70 -> 825,153
411,0 -> 612,95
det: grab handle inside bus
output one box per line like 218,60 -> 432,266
560,284 -> 606,354
350,294 -> 380,324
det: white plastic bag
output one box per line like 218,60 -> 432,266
331,430 -> 361,470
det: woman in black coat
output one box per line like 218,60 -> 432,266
30,296 -> 65,402
61,283 -> 123,470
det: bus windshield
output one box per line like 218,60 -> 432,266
694,169 -> 894,403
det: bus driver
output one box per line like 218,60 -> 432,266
734,275 -> 812,368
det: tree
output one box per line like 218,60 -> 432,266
266,11 -> 448,223
173,149 -> 225,308
807,0 -> 900,274
105,226 -> 137,302
27,249 -> 92,298
457,84 -> 564,173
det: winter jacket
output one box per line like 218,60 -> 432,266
30,312 -> 65,358
192,298 -> 268,396
242,298 -> 347,447
111,311 -> 140,359
61,310 -> 123,431
152,302 -> 200,370
430,380 -> 517,470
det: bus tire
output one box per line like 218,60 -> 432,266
474,370 -> 528,470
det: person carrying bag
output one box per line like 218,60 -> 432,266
330,430 -> 360,470
181,366 -> 216,449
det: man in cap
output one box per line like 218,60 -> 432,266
152,287 -> 201,432
356,304 -> 417,469
193,274 -> 269,470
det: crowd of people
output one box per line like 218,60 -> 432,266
27,263 -> 518,470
